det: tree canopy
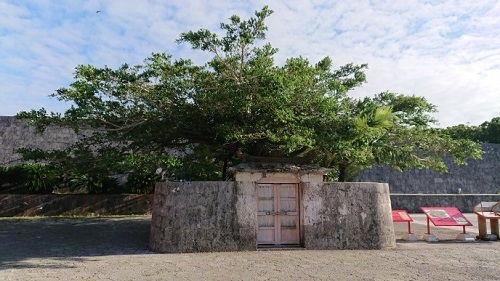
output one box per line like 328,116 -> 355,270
443,117 -> 500,144
15,6 -> 483,187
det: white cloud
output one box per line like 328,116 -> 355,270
0,0 -> 499,127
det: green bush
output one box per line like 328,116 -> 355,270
65,173 -> 119,194
126,170 -> 158,194
22,163 -> 60,193
0,163 -> 60,194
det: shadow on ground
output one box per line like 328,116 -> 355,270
0,213 -> 492,271
0,216 -> 152,269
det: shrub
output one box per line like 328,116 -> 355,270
22,163 -> 60,193
65,173 -> 119,194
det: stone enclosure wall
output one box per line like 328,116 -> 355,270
357,143 -> 500,212
390,194 -> 500,213
2,115 -> 500,214
149,181 -> 254,253
358,143 -> 500,194
0,116 -> 83,165
2,115 -> 499,193
303,182 -> 395,249
149,181 -> 395,253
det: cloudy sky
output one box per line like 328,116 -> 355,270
1,0 -> 499,127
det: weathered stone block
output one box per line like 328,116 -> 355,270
149,181 -> 255,253
303,182 -> 395,250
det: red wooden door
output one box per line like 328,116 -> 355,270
257,183 -> 300,245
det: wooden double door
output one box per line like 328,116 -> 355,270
257,183 -> 300,245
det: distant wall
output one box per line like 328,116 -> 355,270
2,115 -> 500,197
358,143 -> 500,194
391,194 -> 500,213
0,116 -> 83,165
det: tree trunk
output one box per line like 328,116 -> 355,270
338,163 -> 347,182
221,157 -> 228,180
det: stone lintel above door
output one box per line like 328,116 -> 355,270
229,162 -> 331,183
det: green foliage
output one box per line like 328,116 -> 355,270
318,92 -> 483,181
479,117 -> 500,144
442,124 -> 483,142
14,6 -> 484,184
126,170 -> 157,194
0,163 -> 60,193
174,145 -> 229,181
120,152 -> 182,193
443,117 -> 500,144
22,163 -> 59,193
65,173 -> 118,194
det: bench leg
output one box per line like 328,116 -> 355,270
490,219 -> 499,237
478,217 -> 487,238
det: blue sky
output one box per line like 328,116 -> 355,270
1,0 -> 499,127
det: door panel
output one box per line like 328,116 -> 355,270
278,183 -> 299,244
257,184 -> 276,244
257,183 -> 299,245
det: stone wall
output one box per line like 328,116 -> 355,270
2,115 -> 499,195
0,194 -> 153,216
358,143 -> 500,194
149,181 -> 256,253
0,116 -> 83,165
357,143 -> 500,211
149,180 -> 395,253
303,182 -> 395,249
390,194 -> 500,213
3,115 -> 500,216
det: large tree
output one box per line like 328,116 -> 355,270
315,92 -> 483,181
16,6 -> 482,185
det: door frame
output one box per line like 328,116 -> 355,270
256,175 -> 302,247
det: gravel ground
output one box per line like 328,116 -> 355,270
1,214 -> 500,281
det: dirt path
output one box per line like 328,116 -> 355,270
1,215 -> 499,281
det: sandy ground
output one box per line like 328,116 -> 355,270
1,214 -> 500,281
